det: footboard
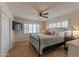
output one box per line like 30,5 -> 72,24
30,34 -> 42,55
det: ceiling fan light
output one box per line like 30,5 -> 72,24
38,16 -> 45,21
38,16 -> 44,19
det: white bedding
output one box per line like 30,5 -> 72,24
30,34 -> 64,54
39,34 -> 64,46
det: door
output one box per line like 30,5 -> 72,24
1,13 -> 10,56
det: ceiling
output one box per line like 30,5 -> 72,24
6,2 -> 79,21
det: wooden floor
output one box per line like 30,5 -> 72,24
8,40 -> 67,57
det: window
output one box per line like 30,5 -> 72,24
37,24 -> 40,33
24,24 -> 40,34
49,20 -> 69,29
49,24 -> 52,28
56,22 -> 61,28
33,24 -> 37,33
24,24 -> 29,33
62,20 -> 69,28
29,24 -> 33,33
52,23 -> 56,28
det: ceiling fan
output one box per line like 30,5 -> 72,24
39,12 -> 48,18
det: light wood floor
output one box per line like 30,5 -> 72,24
8,40 -> 67,57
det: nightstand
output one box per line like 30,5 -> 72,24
64,36 -> 75,50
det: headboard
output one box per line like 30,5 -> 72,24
48,28 -> 65,32
48,28 -> 74,37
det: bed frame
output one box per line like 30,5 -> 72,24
30,33 -> 65,57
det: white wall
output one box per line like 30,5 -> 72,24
0,3 -> 14,56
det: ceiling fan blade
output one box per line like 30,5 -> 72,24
39,12 -> 42,16
42,16 -> 48,18
43,12 -> 48,15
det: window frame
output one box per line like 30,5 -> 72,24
49,20 -> 69,29
24,24 -> 40,34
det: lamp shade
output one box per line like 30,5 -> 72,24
73,30 -> 79,38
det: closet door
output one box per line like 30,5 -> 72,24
1,13 -> 10,56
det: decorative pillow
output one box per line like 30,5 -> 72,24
44,31 -> 51,35
51,31 -> 56,35
58,31 -> 65,37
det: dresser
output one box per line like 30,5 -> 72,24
64,36 -> 75,50
67,39 -> 79,57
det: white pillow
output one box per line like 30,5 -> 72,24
58,32 -> 65,37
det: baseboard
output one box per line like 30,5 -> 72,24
1,41 -> 15,57
0,49 -> 9,57
10,41 -> 15,50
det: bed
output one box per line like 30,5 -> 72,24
30,28 -> 65,55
